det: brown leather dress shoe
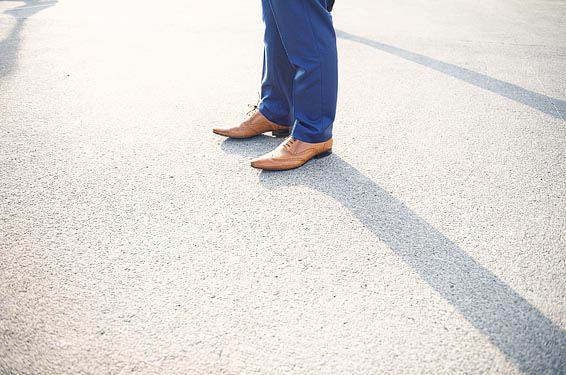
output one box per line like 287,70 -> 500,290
250,137 -> 333,171
213,110 -> 290,139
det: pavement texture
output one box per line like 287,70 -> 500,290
1,0 -> 566,374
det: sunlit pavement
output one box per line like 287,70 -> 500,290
1,0 -> 565,374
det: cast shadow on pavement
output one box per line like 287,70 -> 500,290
336,30 -> 566,121
0,0 -> 57,81
222,136 -> 566,374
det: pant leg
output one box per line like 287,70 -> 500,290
267,0 -> 338,143
258,0 -> 295,127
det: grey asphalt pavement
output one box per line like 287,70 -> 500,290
1,0 -> 565,374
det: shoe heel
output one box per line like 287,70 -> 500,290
272,128 -> 291,137
315,149 -> 333,159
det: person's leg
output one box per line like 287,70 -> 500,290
211,0 -> 295,139
258,0 -> 296,127
267,0 -> 338,143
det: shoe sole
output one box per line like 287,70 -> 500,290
314,149 -> 333,159
271,128 -> 291,137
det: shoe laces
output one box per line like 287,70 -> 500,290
283,137 -> 296,150
246,103 -> 258,117
246,92 -> 261,117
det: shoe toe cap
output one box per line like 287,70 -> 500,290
250,157 -> 267,169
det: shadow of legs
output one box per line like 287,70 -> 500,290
1,1 -> 58,80
336,30 -> 566,121
253,155 -> 566,374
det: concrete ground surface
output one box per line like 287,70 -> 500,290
1,0 -> 565,374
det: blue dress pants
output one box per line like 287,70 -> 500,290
258,0 -> 338,143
